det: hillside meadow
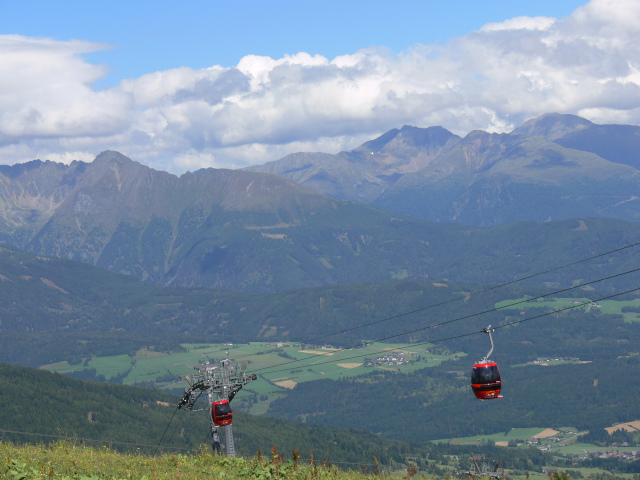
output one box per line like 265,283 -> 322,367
0,440 -> 387,480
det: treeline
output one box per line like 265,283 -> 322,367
579,428 -> 637,447
572,458 -> 640,473
445,307 -> 640,364
5,238 -> 640,365
0,363 -> 206,453
0,332 -> 194,367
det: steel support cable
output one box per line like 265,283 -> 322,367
229,241 -> 640,363
154,406 -> 180,455
248,267 -> 640,375
165,408 -> 188,448
254,285 -> 640,376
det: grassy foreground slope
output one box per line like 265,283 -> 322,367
0,363 -> 565,475
0,363 -> 475,467
1,363 -> 404,463
0,442 -> 376,480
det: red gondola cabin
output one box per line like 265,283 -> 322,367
212,399 -> 233,426
471,361 -> 502,400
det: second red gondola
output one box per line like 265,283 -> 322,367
471,361 -> 502,400
470,326 -> 503,400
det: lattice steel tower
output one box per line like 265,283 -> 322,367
178,359 -> 256,456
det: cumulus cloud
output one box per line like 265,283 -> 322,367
0,35 -> 130,139
1,0 -> 640,173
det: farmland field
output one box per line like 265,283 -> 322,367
436,427 -> 550,445
495,297 -> 640,322
42,341 -> 463,414
431,426 -> 640,464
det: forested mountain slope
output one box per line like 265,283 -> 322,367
4,213 -> 640,366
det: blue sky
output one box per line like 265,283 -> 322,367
1,1 -> 586,86
1,0 -> 638,173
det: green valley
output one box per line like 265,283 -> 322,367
496,296 -> 640,323
42,341 -> 463,414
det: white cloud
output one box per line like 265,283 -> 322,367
0,35 -> 130,139
1,0 -> 640,173
480,16 -> 556,32
173,151 -> 220,171
38,151 -> 96,165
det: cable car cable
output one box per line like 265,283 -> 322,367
259,286 -> 640,377
154,406 -> 180,455
164,408 -> 188,448
248,267 -> 640,374
228,241 -> 640,363
254,284 -> 640,376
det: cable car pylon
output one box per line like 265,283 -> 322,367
471,326 -> 503,400
178,359 -> 256,455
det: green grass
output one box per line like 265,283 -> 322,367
436,427 -> 591,448
245,392 -> 288,416
551,442 -> 640,455
43,342 -> 460,386
598,299 -> 640,322
495,297 -> 593,312
512,359 -> 591,367
495,296 -> 640,323
436,428 -> 639,466
441,427 -> 547,445
43,355 -> 134,380
0,440 -> 382,480
515,468 -> 636,480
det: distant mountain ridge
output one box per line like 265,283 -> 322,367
4,149 -> 640,294
247,125 -> 460,202
512,112 -> 640,169
247,113 -> 640,225
2,113 -> 640,291
0,151 -> 347,290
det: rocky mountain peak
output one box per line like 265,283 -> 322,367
93,150 -> 136,165
511,113 -> 593,140
357,125 -> 459,155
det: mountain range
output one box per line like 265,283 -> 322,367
248,113 -> 640,225
1,113 -> 640,292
